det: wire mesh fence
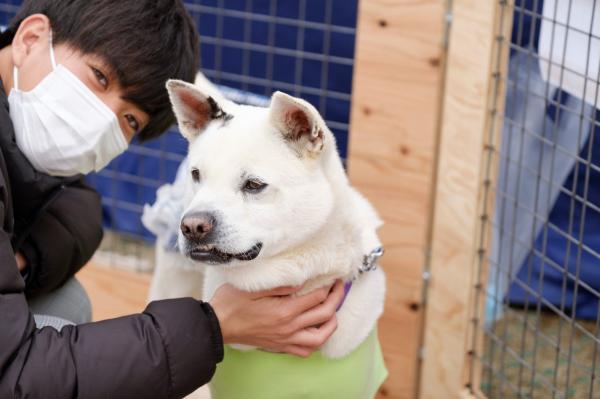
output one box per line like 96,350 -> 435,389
470,0 -> 600,398
0,0 -> 359,271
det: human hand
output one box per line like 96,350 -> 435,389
15,252 -> 27,272
210,280 -> 345,357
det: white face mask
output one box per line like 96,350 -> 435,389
8,36 -> 128,177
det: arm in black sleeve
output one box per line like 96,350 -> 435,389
1,228 -> 223,399
18,179 -> 104,297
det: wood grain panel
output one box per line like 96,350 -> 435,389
78,262 -> 151,321
418,1 -> 506,398
348,1 -> 445,397
464,3 -> 514,394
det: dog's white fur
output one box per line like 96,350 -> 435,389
154,74 -> 386,359
148,246 -> 205,301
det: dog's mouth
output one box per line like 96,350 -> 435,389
188,243 -> 263,264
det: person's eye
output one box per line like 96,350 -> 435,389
243,179 -> 268,193
91,67 -> 109,89
125,114 -> 140,133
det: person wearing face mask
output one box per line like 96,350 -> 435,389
0,1 -> 344,398
9,36 -> 128,177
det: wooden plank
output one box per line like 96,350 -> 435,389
418,1 -> 505,398
463,2 -> 514,395
348,1 -> 446,397
77,262 -> 151,321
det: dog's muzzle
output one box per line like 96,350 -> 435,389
188,242 -> 263,264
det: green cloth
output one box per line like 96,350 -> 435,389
210,329 -> 388,399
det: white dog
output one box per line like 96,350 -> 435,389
154,76 -> 387,398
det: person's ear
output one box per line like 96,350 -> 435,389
11,14 -> 53,69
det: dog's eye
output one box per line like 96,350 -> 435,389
243,179 -> 267,193
191,169 -> 201,183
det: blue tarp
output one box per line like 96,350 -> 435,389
501,0 -> 600,319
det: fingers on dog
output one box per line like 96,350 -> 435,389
251,284 -> 303,299
291,280 -> 345,318
283,345 -> 313,358
292,297 -> 338,330
285,285 -> 331,316
329,280 -> 346,306
316,314 -> 338,342
273,315 -> 299,338
291,282 -> 345,330
287,315 -> 338,349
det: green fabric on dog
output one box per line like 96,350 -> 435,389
209,329 -> 387,399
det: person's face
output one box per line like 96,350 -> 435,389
9,14 -> 149,142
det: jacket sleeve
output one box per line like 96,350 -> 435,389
0,228 -> 224,399
17,179 -> 104,297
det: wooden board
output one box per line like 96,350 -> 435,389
418,1 -> 507,398
77,262 -> 151,321
348,0 -> 446,397
464,2 -> 514,395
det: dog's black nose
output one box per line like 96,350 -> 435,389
181,212 -> 216,242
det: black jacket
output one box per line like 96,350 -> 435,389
0,80 -> 103,297
0,80 -> 223,398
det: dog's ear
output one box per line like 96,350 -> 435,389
166,79 -> 231,141
269,91 -> 326,156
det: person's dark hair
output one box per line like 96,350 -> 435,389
1,0 -> 199,141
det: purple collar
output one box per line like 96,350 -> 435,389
336,281 -> 353,312
334,246 -> 384,312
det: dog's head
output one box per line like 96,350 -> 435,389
166,80 -> 338,266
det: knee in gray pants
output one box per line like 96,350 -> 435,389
28,278 -> 93,326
